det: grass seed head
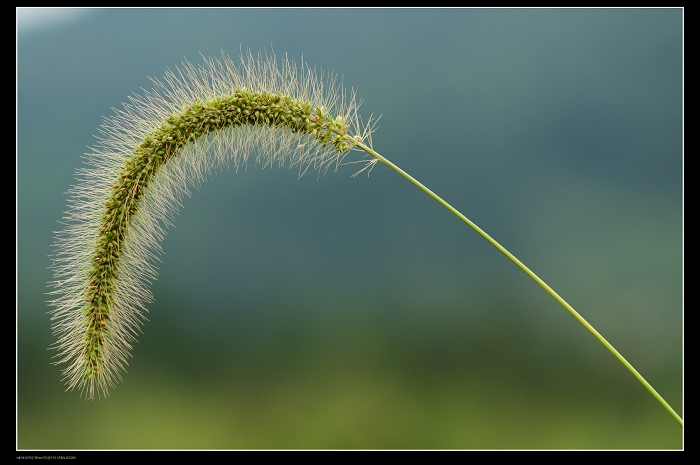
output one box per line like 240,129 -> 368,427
48,49 -> 375,399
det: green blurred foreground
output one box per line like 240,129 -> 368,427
19,298 -> 681,449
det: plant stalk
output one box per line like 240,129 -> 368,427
345,136 -> 682,427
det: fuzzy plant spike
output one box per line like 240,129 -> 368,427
49,50 -> 371,400
48,50 -> 681,427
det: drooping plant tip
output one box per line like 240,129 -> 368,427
48,50 -> 374,399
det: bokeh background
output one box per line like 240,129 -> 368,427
17,8 -> 682,449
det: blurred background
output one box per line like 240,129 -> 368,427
17,8 -> 682,449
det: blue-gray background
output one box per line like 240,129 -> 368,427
18,8 -> 682,449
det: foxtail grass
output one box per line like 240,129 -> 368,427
48,50 -> 681,426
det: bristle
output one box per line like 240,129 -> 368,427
48,49 -> 375,399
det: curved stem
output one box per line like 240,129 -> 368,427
346,136 -> 682,427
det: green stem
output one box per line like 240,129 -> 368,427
346,136 -> 683,427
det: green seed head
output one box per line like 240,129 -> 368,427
48,49 -> 375,399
